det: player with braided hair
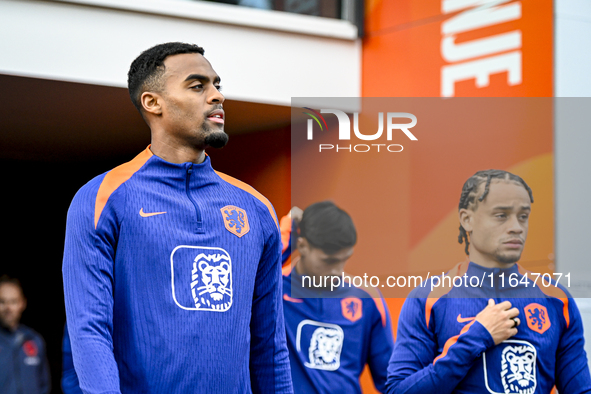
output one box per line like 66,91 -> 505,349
457,170 -> 533,256
386,170 -> 591,394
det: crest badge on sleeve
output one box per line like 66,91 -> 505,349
341,297 -> 363,322
524,303 -> 551,334
221,205 -> 250,238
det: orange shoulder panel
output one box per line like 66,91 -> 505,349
215,171 -> 279,229
279,213 -> 292,253
371,296 -> 388,327
434,320 -> 476,364
517,264 -> 570,328
354,279 -> 388,327
425,262 -> 469,328
94,147 -> 153,228
283,253 -> 299,277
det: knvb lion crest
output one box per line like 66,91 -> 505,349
483,340 -> 537,394
307,327 -> 344,371
525,303 -> 551,334
296,320 -> 345,372
341,297 -> 363,322
500,344 -> 537,394
190,252 -> 233,312
221,205 -> 250,238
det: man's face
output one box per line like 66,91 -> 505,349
296,238 -> 354,286
460,181 -> 531,267
0,283 -> 26,330
157,53 -> 227,149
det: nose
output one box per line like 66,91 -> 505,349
208,86 -> 225,105
328,266 -> 343,277
507,214 -> 524,234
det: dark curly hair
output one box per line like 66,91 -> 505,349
299,201 -> 357,255
458,170 -> 534,255
127,42 -> 205,113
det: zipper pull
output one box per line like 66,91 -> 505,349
187,164 -> 193,174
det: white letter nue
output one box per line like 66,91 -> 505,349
440,0 -> 522,97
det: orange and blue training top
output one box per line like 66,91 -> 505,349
387,261 -> 591,394
62,147 -> 293,394
281,218 -> 394,394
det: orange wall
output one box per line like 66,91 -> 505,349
363,0 -> 553,97
292,0 -> 554,391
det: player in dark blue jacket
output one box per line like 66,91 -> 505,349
62,42 -> 292,393
387,169 -> 591,393
0,276 -> 50,394
282,202 -> 394,393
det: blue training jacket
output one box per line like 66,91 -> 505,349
62,147 -> 293,394
387,261 -> 591,394
280,218 -> 394,393
62,324 -> 83,394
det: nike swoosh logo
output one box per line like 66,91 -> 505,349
457,314 -> 476,323
139,208 -> 167,218
283,294 -> 303,303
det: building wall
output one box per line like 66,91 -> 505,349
555,0 -> 591,371
0,0 -> 361,106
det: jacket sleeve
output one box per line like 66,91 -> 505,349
62,180 -> 122,394
367,296 -> 395,393
249,206 -> 294,394
555,297 -> 591,393
386,297 -> 494,394
61,324 -> 83,394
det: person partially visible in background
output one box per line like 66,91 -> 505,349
0,275 -> 50,394
281,201 -> 394,393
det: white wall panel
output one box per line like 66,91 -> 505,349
555,0 -> 591,373
0,0 -> 360,106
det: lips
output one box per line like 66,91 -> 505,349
503,239 -> 523,248
207,109 -> 224,124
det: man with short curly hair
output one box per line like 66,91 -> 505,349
63,42 -> 292,393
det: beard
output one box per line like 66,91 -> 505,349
204,129 -> 229,149
495,250 -> 522,265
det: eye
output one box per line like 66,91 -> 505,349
495,213 -> 507,219
215,85 -> 223,91
190,84 -> 204,91
519,214 -> 529,220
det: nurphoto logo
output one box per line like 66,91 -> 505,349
303,107 -> 418,153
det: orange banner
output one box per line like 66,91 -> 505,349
363,0 -> 553,97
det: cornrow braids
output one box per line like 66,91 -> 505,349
457,170 -> 534,255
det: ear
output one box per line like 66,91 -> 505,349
459,208 -> 473,233
297,237 -> 309,255
140,91 -> 163,116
